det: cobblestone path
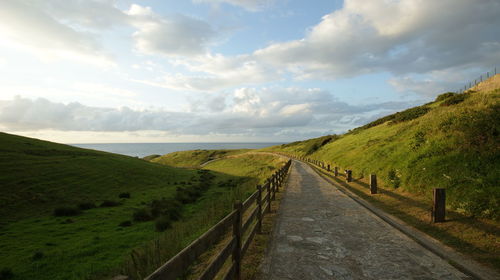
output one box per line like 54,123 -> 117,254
259,160 -> 470,280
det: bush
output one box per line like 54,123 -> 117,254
132,208 -> 152,222
440,93 -> 468,106
77,202 -> 96,210
100,200 -> 121,207
387,169 -> 401,189
0,268 -> 14,280
119,221 -> 132,227
150,198 -> 181,220
119,192 -> 131,199
53,206 -> 81,217
155,216 -> 172,232
435,92 -> 456,102
32,251 -> 44,261
391,106 -> 431,123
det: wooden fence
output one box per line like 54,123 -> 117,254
145,159 -> 292,280
276,152 -> 446,223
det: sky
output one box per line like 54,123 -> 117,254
0,0 -> 499,143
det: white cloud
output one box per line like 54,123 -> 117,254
193,0 -> 275,11
134,53 -> 279,91
136,0 -> 500,93
0,89 -> 412,137
253,0 -> 500,79
127,4 -> 216,57
0,0 -> 121,66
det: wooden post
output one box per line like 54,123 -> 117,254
271,175 -> 276,200
370,174 -> 377,194
256,185 -> 262,234
233,201 -> 243,280
276,171 -> 281,190
346,170 -> 352,182
334,166 -> 338,177
266,181 -> 271,212
432,188 -> 446,223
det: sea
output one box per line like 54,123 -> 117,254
71,143 -> 284,158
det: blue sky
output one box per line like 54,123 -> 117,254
0,0 -> 499,143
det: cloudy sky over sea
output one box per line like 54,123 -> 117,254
0,0 -> 499,143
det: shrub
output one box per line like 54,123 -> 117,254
0,268 -> 14,280
118,192 -> 131,199
391,106 -> 431,123
155,216 -> 172,232
100,200 -> 121,207
32,251 -> 44,261
132,208 -> 152,222
53,206 -> 81,217
440,93 -> 468,106
150,198 -> 181,220
119,221 -> 132,227
410,131 -> 426,151
77,202 -> 96,210
387,169 -> 401,189
435,92 -> 456,102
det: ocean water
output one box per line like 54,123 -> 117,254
71,143 -> 284,158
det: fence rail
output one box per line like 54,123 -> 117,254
145,159 -> 292,280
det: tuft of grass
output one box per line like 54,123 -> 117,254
32,251 -> 44,261
100,200 -> 121,207
154,216 -> 172,232
53,206 -> 81,217
0,268 -> 14,280
132,208 -> 153,222
119,221 -> 132,227
77,201 -> 96,210
119,192 -> 131,199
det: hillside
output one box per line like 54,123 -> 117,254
0,132 -> 195,224
267,76 -> 500,219
151,149 -> 250,168
0,133 -> 285,280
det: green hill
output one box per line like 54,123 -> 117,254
0,133 -> 284,280
151,149 -> 250,168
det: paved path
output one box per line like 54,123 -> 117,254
259,160 -> 470,280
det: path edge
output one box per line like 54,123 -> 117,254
306,161 -> 499,280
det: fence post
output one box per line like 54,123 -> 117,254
256,185 -> 262,234
276,171 -> 281,190
271,175 -> 276,200
334,166 -> 338,177
233,201 -> 243,280
432,188 -> 446,223
266,181 -> 271,212
346,170 -> 352,182
370,174 -> 377,194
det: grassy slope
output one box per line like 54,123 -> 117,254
0,133 -> 286,280
265,84 -> 500,269
151,149 -> 250,168
0,132 -> 194,223
0,132 -> 201,279
268,87 -> 499,218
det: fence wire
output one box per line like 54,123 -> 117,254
456,67 -> 497,93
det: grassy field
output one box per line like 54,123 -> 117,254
0,133 -> 285,280
264,79 -> 500,270
151,149 -> 250,168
